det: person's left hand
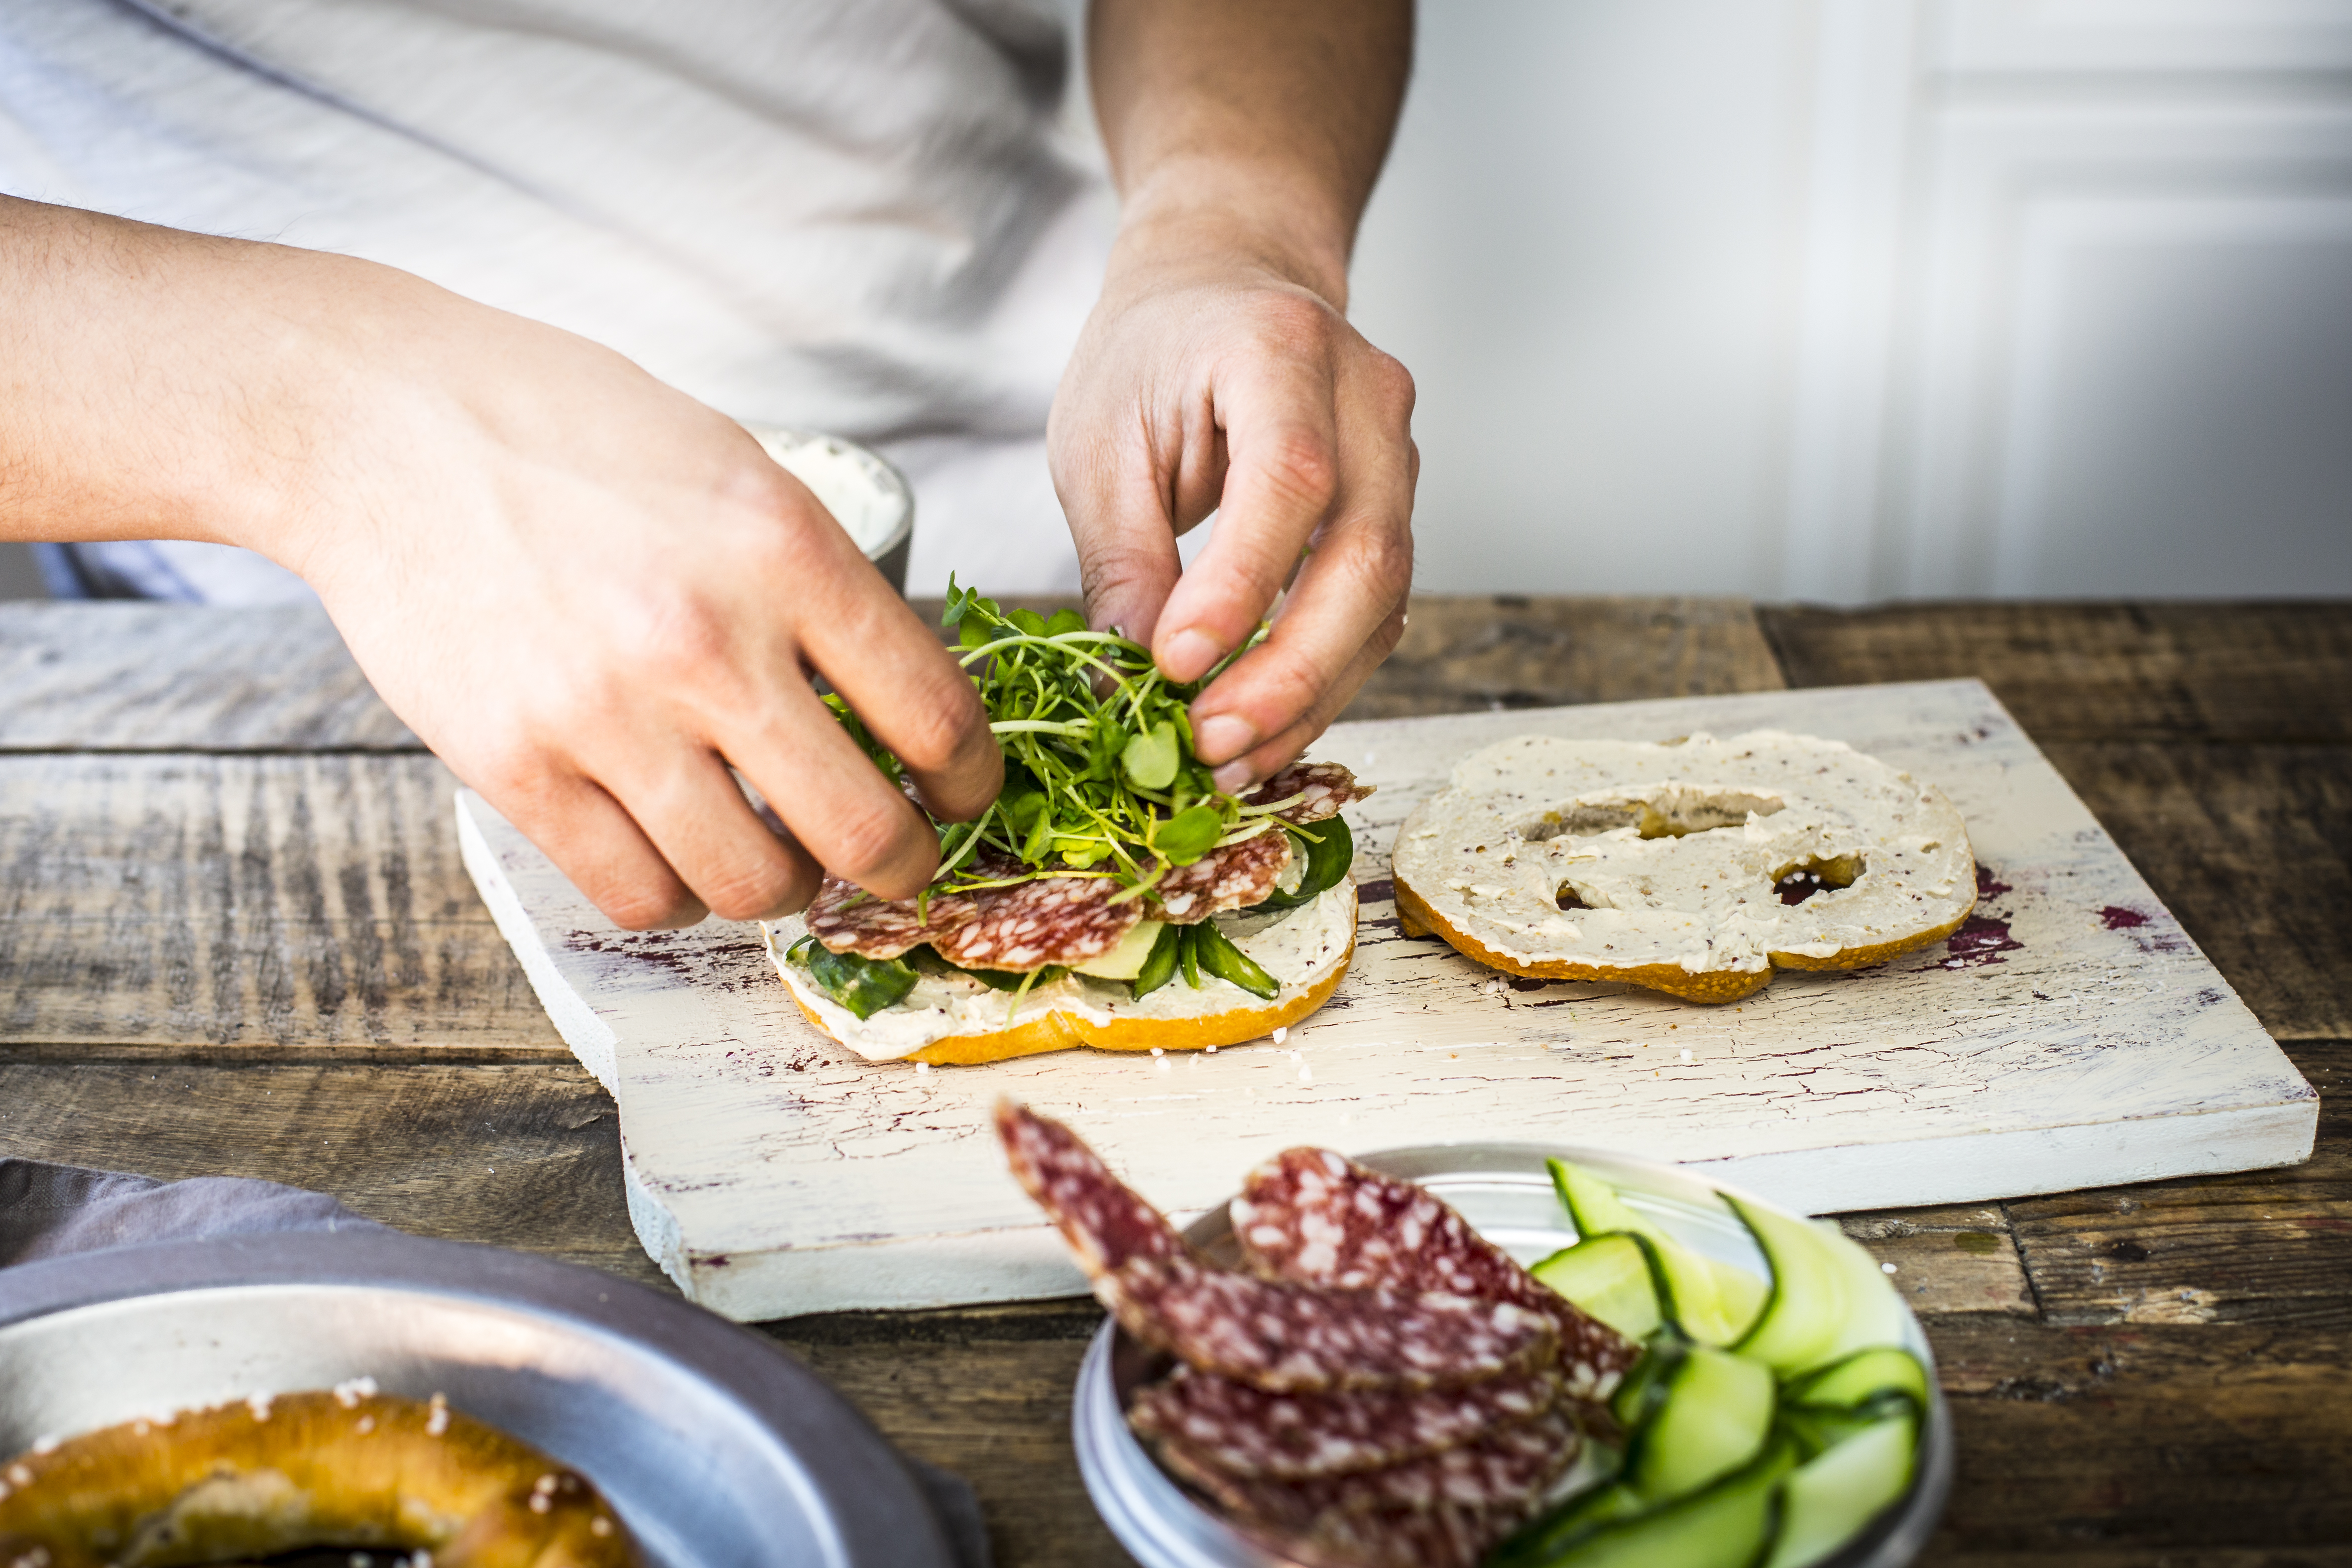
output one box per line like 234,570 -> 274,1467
1049,224 -> 1416,794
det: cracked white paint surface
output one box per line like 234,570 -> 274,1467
458,679 -> 2314,1319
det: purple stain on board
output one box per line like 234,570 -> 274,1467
1975,863 -> 2012,901
1941,915 -> 2023,968
2099,905 -> 2150,930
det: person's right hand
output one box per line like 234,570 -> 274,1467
0,198 -> 1000,931
286,272 -> 1003,929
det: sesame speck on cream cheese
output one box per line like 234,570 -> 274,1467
1392,731 -> 1974,979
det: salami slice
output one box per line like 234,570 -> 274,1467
1234,1149 -> 1641,1400
932,872 -> 1140,970
997,1104 -> 1555,1394
1158,1408 -> 1581,1521
804,876 -> 978,959
1127,1364 -> 1561,1480
1249,762 -> 1376,825
1147,828 -> 1294,923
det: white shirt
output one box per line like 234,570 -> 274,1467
0,0 -> 1113,600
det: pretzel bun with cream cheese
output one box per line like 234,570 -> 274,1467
766,883 -> 1358,1066
0,1384 -> 639,1568
1391,731 -> 1975,1002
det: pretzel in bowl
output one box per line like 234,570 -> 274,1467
1392,730 -> 1977,1002
0,1383 -> 638,1568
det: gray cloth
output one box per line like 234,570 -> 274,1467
0,1157 -> 382,1265
0,1158 -> 992,1568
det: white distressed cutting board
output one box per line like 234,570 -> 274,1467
458,679 -> 2314,1321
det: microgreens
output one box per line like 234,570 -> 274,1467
823,579 -> 1285,903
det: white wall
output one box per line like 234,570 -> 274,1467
1351,0 -> 2352,601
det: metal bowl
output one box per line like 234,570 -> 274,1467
0,1229 -> 960,1568
1073,1145 -> 1953,1568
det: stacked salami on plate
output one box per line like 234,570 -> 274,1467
997,1106 -> 1642,1568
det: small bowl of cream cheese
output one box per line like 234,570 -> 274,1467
741,426 -> 915,594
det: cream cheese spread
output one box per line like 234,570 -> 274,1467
764,883 -> 1357,1062
1392,731 -> 1973,977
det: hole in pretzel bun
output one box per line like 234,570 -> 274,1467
1771,852 -> 1866,905
1524,784 -> 1785,844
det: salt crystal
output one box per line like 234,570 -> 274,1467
1272,1026 -> 1288,1045
1150,1047 -> 1164,1057
1881,1262 -> 1899,1274
915,1061 -> 932,1076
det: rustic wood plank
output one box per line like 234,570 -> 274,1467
0,753 -> 563,1053
470,680 -> 2313,1319
1758,601 -> 2352,744
1916,1315 -> 2352,1558
0,603 -> 417,751
1839,1206 -> 2038,1319
1999,1040 -> 2351,1330
0,1061 -> 655,1284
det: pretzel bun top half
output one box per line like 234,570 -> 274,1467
1392,731 -> 1975,1002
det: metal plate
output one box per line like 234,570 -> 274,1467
0,1229 -> 960,1568
1073,1144 -> 1953,1568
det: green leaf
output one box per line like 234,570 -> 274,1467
1131,923 -> 1182,999
1046,607 -> 1087,637
1255,817 -> 1355,911
1193,921 -> 1281,999
1123,721 -> 1180,790
801,945 -> 919,1020
1155,804 -> 1225,864
1178,922 -> 1202,988
1009,607 -> 1048,637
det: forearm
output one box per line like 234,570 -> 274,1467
1087,0 -> 1411,305
0,196 -> 411,564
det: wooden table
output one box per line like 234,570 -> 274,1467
2,597 -> 2345,1565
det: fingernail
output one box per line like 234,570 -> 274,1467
1212,759 -> 1258,795
1194,713 -> 1257,764
1161,626 -> 1225,681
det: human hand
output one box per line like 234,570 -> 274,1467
1049,224 -> 1416,793
284,271 -> 1002,929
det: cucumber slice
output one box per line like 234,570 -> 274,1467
1609,1335 -> 1681,1431
1760,1411 -> 1918,1568
1725,1195 -> 1850,1373
1496,1432 -> 1799,1568
1794,1219 -> 1913,1373
1780,1393 -> 1912,1460
1549,1160 -> 1768,1346
1785,1346 -> 1932,1413
1531,1233 -> 1664,1341
1625,1344 -> 1776,1503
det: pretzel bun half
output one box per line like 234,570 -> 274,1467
0,1387 -> 638,1568
766,885 -> 1357,1065
1392,731 -> 1975,1003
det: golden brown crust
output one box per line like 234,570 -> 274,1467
784,914 -> 1357,1065
0,1390 -> 638,1568
1392,872 -> 1975,1005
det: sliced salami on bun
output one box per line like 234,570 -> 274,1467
1391,730 -> 1975,1002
